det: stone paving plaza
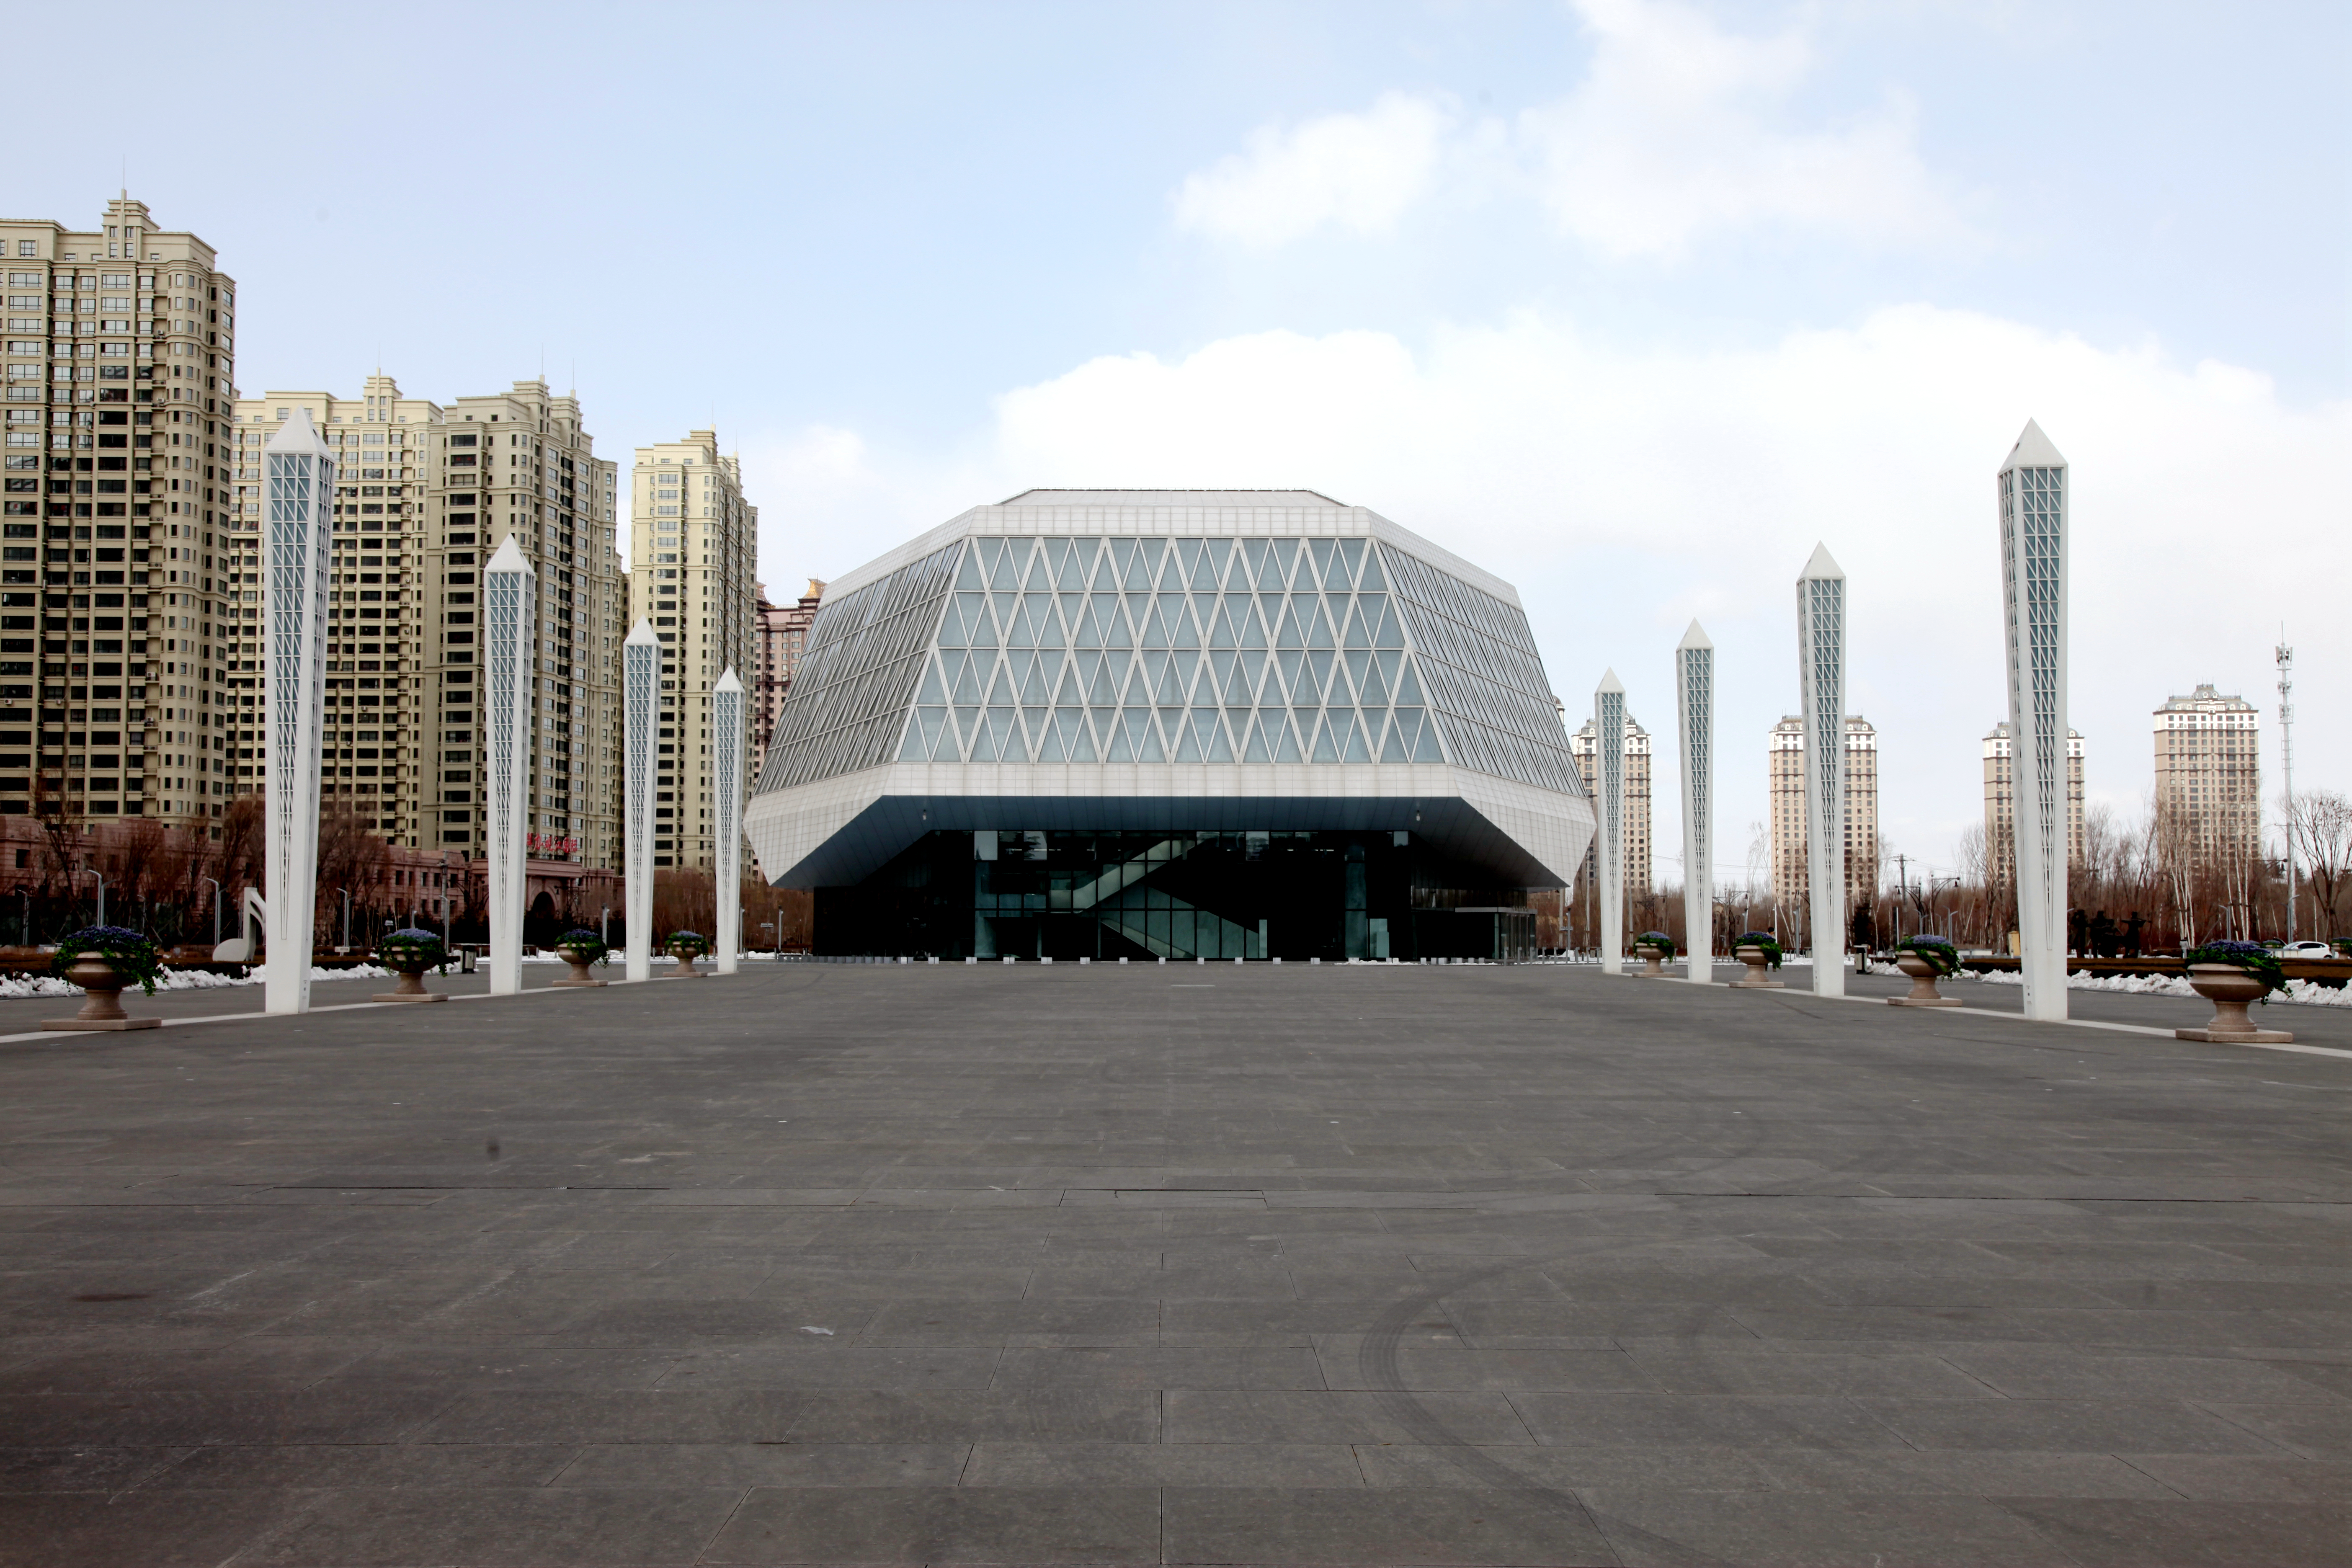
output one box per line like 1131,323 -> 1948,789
2,963 -> 2347,1567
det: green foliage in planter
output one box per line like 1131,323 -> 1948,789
1634,931 -> 1675,958
379,928 -> 452,974
1895,935 -> 1961,977
2186,940 -> 2286,995
554,928 -> 609,965
666,929 -> 713,957
52,926 -> 164,996
1734,931 -> 1783,968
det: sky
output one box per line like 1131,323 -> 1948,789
18,0 -> 2345,885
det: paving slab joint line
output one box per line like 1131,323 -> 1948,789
0,970 -> 679,1046
1784,986 -> 2352,1060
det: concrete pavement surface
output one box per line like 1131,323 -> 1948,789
1,962 -> 2346,1565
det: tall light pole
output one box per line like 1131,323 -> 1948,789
1676,622 -> 1715,984
1796,544 -> 1848,998
713,667 -> 746,975
199,876 -> 221,948
81,866 -> 105,928
2278,636 -> 2295,941
1593,670 -> 1626,975
261,407 -> 334,1015
483,534 -> 535,996
622,619 -> 659,982
1997,421 -> 2069,1021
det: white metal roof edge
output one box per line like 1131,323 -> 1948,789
817,503 -> 1523,610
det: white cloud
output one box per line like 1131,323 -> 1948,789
1171,91 -> 1453,247
1524,0 -> 1967,259
1169,0 -> 1968,261
981,309 -> 2349,870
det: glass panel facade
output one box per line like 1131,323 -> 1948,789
1380,542 -> 1580,795
761,533 -> 1586,787
815,828 -> 1536,962
756,541 -> 959,791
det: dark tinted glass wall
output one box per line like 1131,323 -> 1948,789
814,829 -> 1529,962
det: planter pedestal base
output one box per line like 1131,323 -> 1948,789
2176,1025 -> 2293,1044
41,1016 -> 161,1032
1888,956 -> 1962,1006
373,992 -> 449,1004
2177,965 -> 2292,1046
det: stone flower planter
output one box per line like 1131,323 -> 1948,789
1632,944 -> 1669,978
1888,953 -> 1963,1007
373,950 -> 449,1003
2175,963 -> 2293,1044
552,949 -> 608,988
669,948 -> 704,979
1729,945 -> 1785,989
41,954 -> 162,1032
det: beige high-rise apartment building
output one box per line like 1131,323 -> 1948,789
1983,721 -> 2085,884
2153,683 -> 2259,869
751,576 -> 823,780
0,195 -> 237,834
233,376 -> 624,867
1568,707 -> 1652,893
1769,714 -> 1878,914
629,431 -> 756,870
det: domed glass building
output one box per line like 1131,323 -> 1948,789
745,490 -> 1592,960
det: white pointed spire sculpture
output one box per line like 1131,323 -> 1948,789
261,409 -> 333,1015
1594,670 -> 1626,976
712,665 -> 745,976
1676,622 -> 1715,984
622,618 -> 660,981
1796,544 -> 1847,998
1999,420 -> 2070,1021
482,534 -> 535,997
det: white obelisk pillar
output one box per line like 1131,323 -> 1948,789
1797,545 -> 1847,998
1676,622 -> 1715,984
1595,670 -> 1625,975
483,534 -> 535,996
713,666 -> 745,975
622,618 -> 659,981
262,409 -> 333,1015
1999,421 -> 2070,1021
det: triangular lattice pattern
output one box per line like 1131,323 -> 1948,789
756,533 -> 1578,797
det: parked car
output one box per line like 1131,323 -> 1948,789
2275,941 -> 2335,961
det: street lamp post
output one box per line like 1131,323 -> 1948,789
81,866 -> 105,928
336,887 -> 351,952
198,876 -> 221,948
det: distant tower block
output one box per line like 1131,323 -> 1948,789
1595,670 -> 1626,975
483,535 -> 536,997
1999,421 -> 2070,1021
1676,622 -> 1715,983
713,667 -> 746,975
622,619 -> 661,982
262,410 -> 334,1016
1796,545 -> 1847,998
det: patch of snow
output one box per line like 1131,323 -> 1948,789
1957,968 -> 2349,1006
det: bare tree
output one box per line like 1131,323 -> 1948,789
2295,789 -> 2352,941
